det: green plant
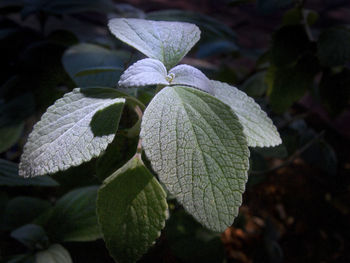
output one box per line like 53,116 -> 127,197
19,18 -> 281,262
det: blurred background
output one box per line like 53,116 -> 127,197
0,0 -> 350,262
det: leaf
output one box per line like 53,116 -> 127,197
35,244 -> 72,263
108,18 -> 201,70
0,159 -> 58,187
97,156 -> 168,263
2,197 -> 51,231
141,86 -> 249,232
241,71 -> 268,97
118,58 -> 169,88
118,58 -> 212,93
270,25 -> 310,67
0,121 -> 24,153
267,54 -> 319,113
11,224 -> 48,249
196,40 -> 239,58
44,186 -> 101,242
317,27 -> 350,67
212,80 -> 281,147
19,88 -> 125,177
62,43 -> 130,87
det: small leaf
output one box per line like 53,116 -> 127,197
241,71 -> 268,97
317,27 -> 350,67
212,80 -> 281,147
35,244 -> 72,263
11,224 -> 48,249
108,18 -> 200,69
141,86 -> 249,232
169,64 -> 213,93
119,58 -> 212,93
0,122 -> 24,153
118,58 -> 168,88
19,88 -> 125,177
62,43 -> 130,87
0,159 -> 58,187
44,186 -> 101,242
97,156 -> 168,263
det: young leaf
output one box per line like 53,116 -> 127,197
141,86 -> 249,232
118,58 -> 212,93
35,244 -> 72,263
44,186 -> 101,242
97,156 -> 168,263
211,80 -> 281,147
118,58 -> 169,88
19,88 -> 125,177
108,18 -> 200,69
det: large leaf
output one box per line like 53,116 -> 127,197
317,27 -> 350,67
141,86 -> 249,232
35,244 -> 72,263
44,186 -> 101,242
0,159 -> 58,187
212,80 -> 281,147
108,18 -> 200,70
2,197 -> 51,231
97,156 -> 168,263
118,58 -> 212,93
62,43 -> 130,87
19,88 -> 125,177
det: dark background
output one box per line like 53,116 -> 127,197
0,0 -> 350,262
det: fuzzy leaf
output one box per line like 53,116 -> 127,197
119,59 -> 212,93
118,58 -> 168,87
212,80 -> 281,147
97,156 -> 168,263
141,86 -> 249,232
108,18 -> 200,69
35,244 -> 72,263
19,88 -> 125,177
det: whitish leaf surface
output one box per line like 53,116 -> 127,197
97,156 -> 168,263
44,186 -> 101,242
35,244 -> 72,263
19,88 -> 125,177
212,80 -> 281,147
118,58 -> 168,87
141,86 -> 249,232
108,18 -> 200,69
118,58 -> 212,93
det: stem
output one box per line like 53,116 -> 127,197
134,105 -> 143,158
250,130 -> 325,175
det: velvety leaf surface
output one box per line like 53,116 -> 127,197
97,156 -> 168,263
212,80 -> 281,147
108,18 -> 200,69
19,88 -> 125,177
35,244 -> 72,263
141,86 -> 249,232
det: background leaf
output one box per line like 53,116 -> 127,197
35,244 -> 72,263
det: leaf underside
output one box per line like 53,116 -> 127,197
19,88 -> 125,177
97,156 -> 168,263
108,18 -> 201,70
212,80 -> 281,147
141,86 -> 249,232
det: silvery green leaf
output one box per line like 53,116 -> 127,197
211,80 -> 281,147
108,18 -> 201,69
97,156 -> 168,263
19,88 -> 125,177
141,86 -> 249,232
119,59 -> 212,93
35,244 -> 72,263
169,64 -> 213,93
118,58 -> 168,88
